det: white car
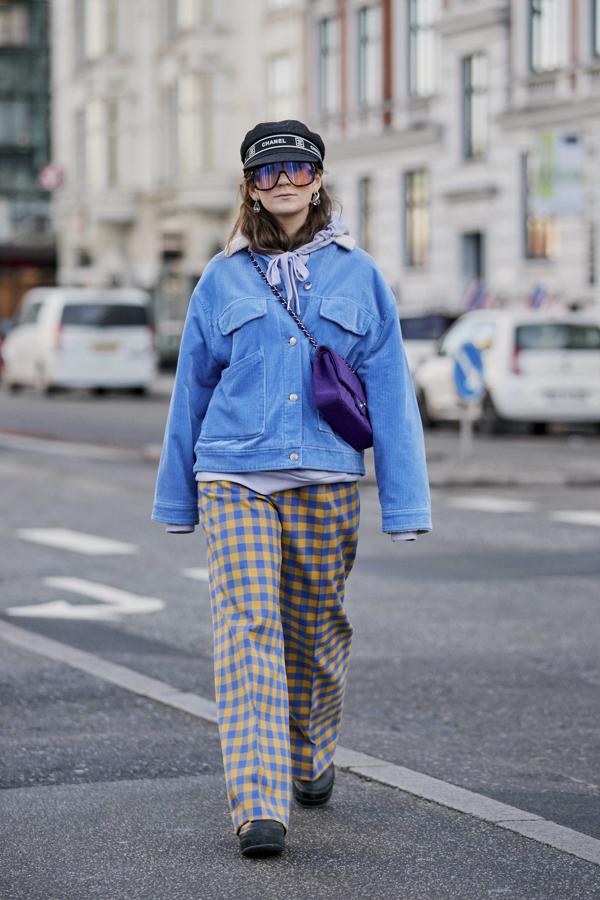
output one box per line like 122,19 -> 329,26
414,309 -> 600,432
399,308 -> 458,373
3,287 -> 157,395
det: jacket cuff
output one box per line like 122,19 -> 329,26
382,509 -> 432,534
151,501 -> 199,526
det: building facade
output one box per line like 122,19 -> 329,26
307,0 -> 600,311
51,0 -> 307,359
51,0 -> 600,354
0,0 -> 54,319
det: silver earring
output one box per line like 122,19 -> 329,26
311,190 -> 321,207
252,200 -> 261,212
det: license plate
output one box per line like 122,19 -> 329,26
92,341 -> 118,352
543,389 -> 588,400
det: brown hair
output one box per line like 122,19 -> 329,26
226,167 -> 338,254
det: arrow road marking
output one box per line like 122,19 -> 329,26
550,511 -> 600,528
17,528 -> 137,555
6,577 -> 164,620
447,496 -> 537,513
182,567 -> 209,581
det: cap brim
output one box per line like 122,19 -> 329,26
243,148 -> 322,170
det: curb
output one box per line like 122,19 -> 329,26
4,432 -> 600,489
141,445 -> 600,487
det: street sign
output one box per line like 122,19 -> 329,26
37,163 -> 63,191
454,342 -> 485,402
530,131 -> 584,218
453,342 -> 485,461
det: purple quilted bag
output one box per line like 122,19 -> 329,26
247,249 -> 373,452
312,345 -> 372,450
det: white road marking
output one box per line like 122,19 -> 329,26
182,567 -> 209,581
447,495 -> 537,513
1,618 -> 599,867
0,431 -> 140,461
6,577 -> 164,620
550,511 -> 600,528
17,528 -> 137,555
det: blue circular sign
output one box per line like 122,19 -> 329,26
453,342 -> 485,401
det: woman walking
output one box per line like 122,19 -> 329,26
152,120 -> 431,858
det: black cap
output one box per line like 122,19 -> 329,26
241,119 -> 325,170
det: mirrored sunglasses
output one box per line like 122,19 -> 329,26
250,161 -> 316,191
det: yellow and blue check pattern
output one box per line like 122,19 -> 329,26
197,479 -> 360,834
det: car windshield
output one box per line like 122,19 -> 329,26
515,323 -> 600,351
399,315 -> 456,340
61,304 -> 148,327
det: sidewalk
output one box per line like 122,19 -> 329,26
150,373 -> 600,489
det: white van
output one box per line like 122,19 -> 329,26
2,287 -> 157,394
414,309 -> 600,432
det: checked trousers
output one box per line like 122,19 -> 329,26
197,479 -> 360,834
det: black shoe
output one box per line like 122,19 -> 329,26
293,763 -> 335,807
238,819 -> 285,858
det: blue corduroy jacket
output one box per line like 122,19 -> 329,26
151,237 -> 432,534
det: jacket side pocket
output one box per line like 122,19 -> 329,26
198,348 -> 266,440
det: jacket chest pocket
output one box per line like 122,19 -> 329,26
318,297 -> 372,342
316,297 -> 371,437
200,299 -> 267,441
216,296 -> 268,343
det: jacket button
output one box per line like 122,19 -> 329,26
289,452 -> 299,461
289,393 -> 298,401
288,336 -> 297,345
303,281 -> 312,291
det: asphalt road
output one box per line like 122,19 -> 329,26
0,387 -> 599,899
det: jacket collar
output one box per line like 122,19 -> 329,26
224,232 -> 356,257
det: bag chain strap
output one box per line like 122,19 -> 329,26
247,248 -> 319,351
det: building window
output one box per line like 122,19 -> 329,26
74,0 -> 120,63
404,170 -> 430,268
358,176 -> 373,254
462,53 -> 488,160
106,0 -> 119,53
75,109 -> 86,187
588,223 -> 596,286
594,0 -> 600,57
522,153 -> 559,259
167,0 -> 197,36
74,0 -> 86,67
318,17 -> 340,116
201,0 -> 221,25
266,54 -> 293,119
85,0 -> 106,60
86,99 -> 104,190
106,99 -> 119,187
199,71 -> 220,172
0,2 -> 29,45
529,0 -> 566,73
0,98 -> 29,145
165,84 -> 178,179
177,72 -> 197,176
408,0 -> 437,98
357,5 -> 382,109
164,71 -> 219,177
